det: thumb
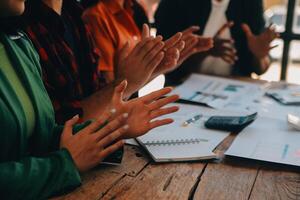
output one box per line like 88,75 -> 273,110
62,115 -> 80,139
113,80 -> 127,102
241,23 -> 253,38
142,23 -> 150,39
119,42 -> 130,62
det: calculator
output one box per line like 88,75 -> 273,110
204,112 -> 258,132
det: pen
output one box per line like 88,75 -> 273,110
182,114 -> 203,127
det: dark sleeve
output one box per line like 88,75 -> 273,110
0,149 -> 81,199
155,0 -> 186,39
246,0 -> 265,35
233,0 -> 266,76
155,0 -> 194,85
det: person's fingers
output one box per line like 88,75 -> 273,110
99,140 -> 125,159
119,42 -> 130,62
221,55 -> 236,64
223,50 -> 238,60
219,44 -> 236,53
217,38 -> 235,45
178,40 -> 199,63
266,28 -> 280,41
196,37 -> 214,51
163,48 -> 180,66
164,32 -> 183,49
140,87 -> 173,104
141,36 -> 164,58
142,23 -> 150,39
183,36 -> 198,49
83,110 -> 114,134
143,39 -> 165,66
148,95 -> 180,111
215,21 -> 234,38
94,113 -> 128,141
181,26 -> 200,37
112,79 -> 127,103
147,52 -> 165,72
98,125 -> 129,147
150,118 -> 174,129
269,44 -> 279,50
173,40 -> 186,52
62,114 -> 80,138
241,23 -> 253,38
150,106 -> 179,120
131,37 -> 154,57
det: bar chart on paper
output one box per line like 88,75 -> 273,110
171,74 -> 264,111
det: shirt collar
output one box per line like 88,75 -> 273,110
25,0 -> 83,32
26,1 -> 64,31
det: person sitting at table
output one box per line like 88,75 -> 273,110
22,0 -> 183,124
0,1 -> 180,198
82,0 -> 214,84
155,0 -> 279,85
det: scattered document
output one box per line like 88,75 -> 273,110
137,103 -> 246,162
266,84 -> 300,105
225,116 -> 300,167
171,74 -> 264,111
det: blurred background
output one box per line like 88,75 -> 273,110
138,0 -> 300,96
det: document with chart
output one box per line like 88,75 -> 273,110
171,74 -> 264,111
137,103 -> 246,162
225,116 -> 300,167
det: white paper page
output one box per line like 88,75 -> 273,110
171,74 -> 264,110
125,139 -> 139,146
146,142 -> 216,162
226,116 -> 300,167
138,103 -> 248,162
138,103 -> 243,147
266,85 -> 300,104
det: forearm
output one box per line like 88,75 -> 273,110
80,82 -> 115,121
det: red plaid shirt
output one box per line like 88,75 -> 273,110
23,0 -> 106,124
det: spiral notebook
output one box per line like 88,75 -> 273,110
136,103 -> 237,162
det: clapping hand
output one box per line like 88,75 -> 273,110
241,23 -> 279,59
116,24 -> 165,96
176,26 -> 213,66
60,112 -> 128,172
208,21 -> 238,65
110,80 -> 179,139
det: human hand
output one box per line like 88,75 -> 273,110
176,26 -> 213,66
208,21 -> 238,65
116,24 -> 165,96
242,23 -> 279,59
60,112 -> 128,172
110,80 -> 180,139
151,32 -> 184,77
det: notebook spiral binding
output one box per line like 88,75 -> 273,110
144,138 -> 209,146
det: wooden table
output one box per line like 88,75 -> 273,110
53,79 -> 300,200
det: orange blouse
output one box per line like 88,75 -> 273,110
83,0 -> 142,82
